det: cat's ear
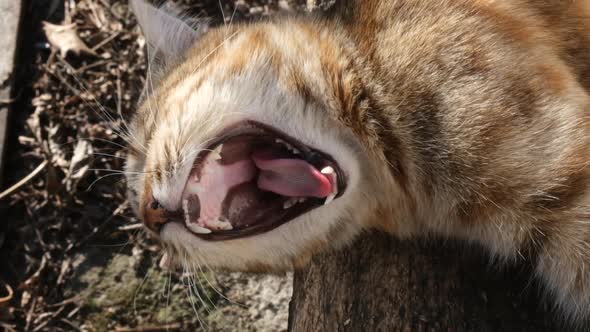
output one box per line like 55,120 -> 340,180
130,0 -> 208,83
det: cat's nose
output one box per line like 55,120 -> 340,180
143,198 -> 174,233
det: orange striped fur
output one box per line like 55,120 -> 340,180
127,0 -> 590,323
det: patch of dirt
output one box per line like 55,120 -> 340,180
210,272 -> 293,331
0,0 -> 335,331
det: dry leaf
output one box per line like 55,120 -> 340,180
47,124 -> 68,169
56,259 -> 71,286
20,290 -> 30,308
66,140 -> 93,192
42,21 -> 97,57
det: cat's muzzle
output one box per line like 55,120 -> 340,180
145,121 -> 347,240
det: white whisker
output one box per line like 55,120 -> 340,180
133,262 -> 154,315
219,0 -> 227,25
91,152 -> 128,160
182,253 -> 208,328
85,173 -> 130,191
189,261 -> 218,311
228,3 -> 238,27
79,137 -> 135,152
193,255 -> 240,306
190,30 -> 240,76
87,168 -> 147,175
165,269 -> 172,326
53,60 -> 148,154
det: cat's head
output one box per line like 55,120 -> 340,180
126,0 -> 403,271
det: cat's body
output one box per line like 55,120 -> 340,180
127,0 -> 590,323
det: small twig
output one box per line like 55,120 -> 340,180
46,295 -> 81,308
24,296 -> 37,332
60,318 -> 82,332
0,323 -> 17,332
67,306 -> 80,318
42,63 -> 82,95
91,31 -> 121,52
116,68 -> 122,116
118,223 -> 143,231
114,324 -> 182,332
0,282 -> 14,305
0,97 -> 17,105
0,160 -> 48,200
67,201 -> 129,252
32,305 -> 66,332
23,253 -> 49,288
73,59 -> 108,74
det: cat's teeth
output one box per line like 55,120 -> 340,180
186,222 -> 212,234
211,144 -> 223,161
275,138 -> 300,154
183,201 -> 212,234
207,218 -> 233,231
283,197 -> 299,209
320,166 -> 334,175
182,199 -> 190,224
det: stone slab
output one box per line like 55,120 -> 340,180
0,0 -> 22,187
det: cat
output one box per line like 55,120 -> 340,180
125,0 -> 590,323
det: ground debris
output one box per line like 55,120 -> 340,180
43,21 -> 98,58
0,0 -> 337,330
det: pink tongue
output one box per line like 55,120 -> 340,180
252,150 -> 332,198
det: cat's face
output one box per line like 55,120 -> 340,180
126,0 -> 401,271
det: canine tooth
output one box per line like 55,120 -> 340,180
324,192 -> 336,205
186,222 -> 212,234
211,144 -> 223,160
320,166 -> 334,175
298,198 -> 306,203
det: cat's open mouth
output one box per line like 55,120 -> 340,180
178,121 -> 346,240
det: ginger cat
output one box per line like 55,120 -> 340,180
125,0 -> 590,323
